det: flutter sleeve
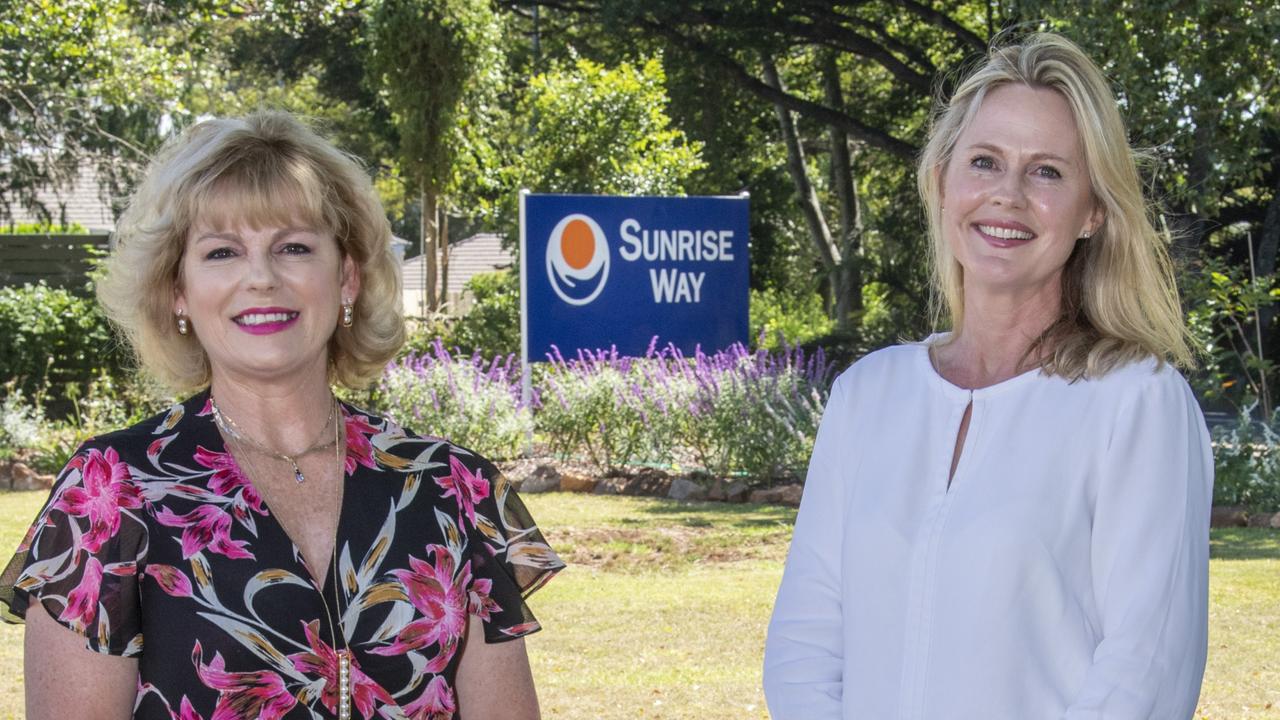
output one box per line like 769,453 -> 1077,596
451,450 -> 565,643
0,440 -> 148,656
1062,369 -> 1213,719
763,374 -> 851,719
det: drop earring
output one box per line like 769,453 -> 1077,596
341,300 -> 354,328
176,310 -> 189,335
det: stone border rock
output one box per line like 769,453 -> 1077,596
499,459 -> 1280,521
0,461 -> 55,491
1212,505 -> 1280,528
496,458 -> 804,508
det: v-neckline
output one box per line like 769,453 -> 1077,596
201,396 -> 352,593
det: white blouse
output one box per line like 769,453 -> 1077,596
763,342 -> 1213,720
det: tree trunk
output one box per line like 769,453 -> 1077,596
1181,119 -> 1218,255
1252,173 -> 1280,356
422,190 -> 439,313
823,51 -> 863,329
762,54 -> 841,301
1256,173 -> 1280,278
440,207 -> 451,311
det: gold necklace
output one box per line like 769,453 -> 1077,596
317,406 -> 352,719
219,398 -> 352,718
210,395 -> 337,484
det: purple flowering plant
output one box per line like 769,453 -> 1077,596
380,339 -> 533,459
377,335 -> 834,479
536,345 -> 652,472
536,337 -> 834,480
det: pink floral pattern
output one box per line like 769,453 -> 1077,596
371,545 -> 472,672
59,555 -> 103,631
192,642 -> 298,720
343,410 -> 380,474
1,391 -> 564,719
193,446 -> 264,518
155,504 -> 254,560
438,456 -> 491,526
289,621 -> 393,719
402,675 -> 457,720
53,446 -> 144,554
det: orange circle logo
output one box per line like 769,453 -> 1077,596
546,214 -> 609,305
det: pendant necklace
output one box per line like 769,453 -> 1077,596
210,395 -> 337,483
216,395 -> 353,717
317,409 -> 352,719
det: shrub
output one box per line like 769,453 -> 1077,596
537,347 -> 653,472
0,282 -> 127,417
537,340 -> 834,480
750,287 -> 833,350
379,340 -> 532,460
0,222 -> 89,234
448,270 -> 519,357
0,389 -> 44,455
1212,404 -> 1280,512
0,388 -> 87,473
654,343 -> 832,481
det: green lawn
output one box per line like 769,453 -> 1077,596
0,490 -> 1276,719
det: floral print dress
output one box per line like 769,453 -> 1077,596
0,391 -> 564,719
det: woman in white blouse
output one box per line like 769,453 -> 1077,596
763,33 -> 1212,720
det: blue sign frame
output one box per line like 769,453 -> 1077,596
520,192 -> 750,363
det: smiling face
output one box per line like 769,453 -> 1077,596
174,217 -> 359,388
940,83 -> 1103,304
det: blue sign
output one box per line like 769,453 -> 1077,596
520,192 -> 749,360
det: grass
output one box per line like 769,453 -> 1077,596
522,495 -> 794,719
0,490 -> 1276,719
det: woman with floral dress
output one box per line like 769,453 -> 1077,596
1,111 -> 564,720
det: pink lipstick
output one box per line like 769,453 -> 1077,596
232,307 -> 300,335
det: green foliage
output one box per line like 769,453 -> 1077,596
516,55 -> 705,196
0,0 -> 183,222
536,355 -> 651,473
0,283 -> 127,415
536,344 -> 832,480
1183,254 -> 1279,413
447,270 -> 520,357
0,223 -> 88,234
0,389 -> 44,457
367,0 -> 503,196
1212,405 -> 1280,511
1022,1 -> 1280,222
396,270 -> 520,359
0,362 -> 169,472
750,288 -> 833,349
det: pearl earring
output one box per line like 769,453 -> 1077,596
176,310 -> 189,335
341,300 -> 354,328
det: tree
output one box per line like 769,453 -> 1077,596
368,0 -> 503,311
496,0 -> 988,334
512,55 -> 704,197
0,0 -> 184,224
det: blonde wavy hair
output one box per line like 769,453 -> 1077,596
99,111 -> 405,391
918,32 -> 1194,379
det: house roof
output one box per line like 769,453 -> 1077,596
402,232 -> 513,296
5,163 -> 117,232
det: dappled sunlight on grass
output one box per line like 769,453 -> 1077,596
1210,528 -> 1280,561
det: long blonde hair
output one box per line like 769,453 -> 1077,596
99,112 -> 405,391
917,32 -> 1194,379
